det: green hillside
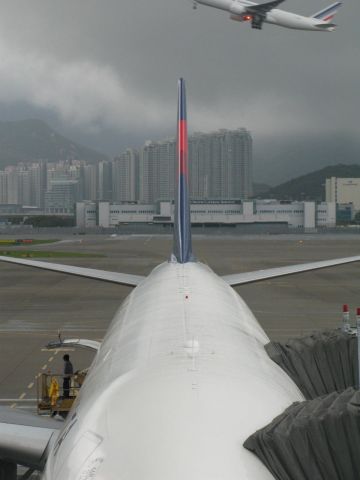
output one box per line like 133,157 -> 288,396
258,164 -> 360,201
0,119 -> 108,167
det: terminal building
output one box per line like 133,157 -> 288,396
76,200 -> 336,231
326,177 -> 360,211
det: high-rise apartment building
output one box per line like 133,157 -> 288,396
189,129 -> 252,200
47,163 -> 67,190
17,169 -> 31,205
137,129 -> 252,204
5,167 -> 19,204
29,163 -> 43,207
98,161 -> 113,201
113,149 -> 139,202
139,141 -> 175,204
83,164 -> 98,201
45,180 -> 79,214
0,164 -> 43,206
0,172 -> 7,204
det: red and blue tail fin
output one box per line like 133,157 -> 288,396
312,1 -> 342,22
172,79 -> 194,264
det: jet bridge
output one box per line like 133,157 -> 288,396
244,328 -> 360,479
265,329 -> 358,399
244,388 -> 360,480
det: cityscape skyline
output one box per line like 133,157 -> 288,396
0,128 -> 253,213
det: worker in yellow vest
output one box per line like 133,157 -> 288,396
49,377 -> 59,409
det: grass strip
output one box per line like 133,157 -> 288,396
0,239 -> 59,246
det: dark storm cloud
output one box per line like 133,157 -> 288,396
0,0 -> 358,165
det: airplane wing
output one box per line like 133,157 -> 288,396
246,0 -> 286,13
0,256 -> 145,287
245,0 -> 286,29
222,255 -> 360,287
0,407 -> 60,471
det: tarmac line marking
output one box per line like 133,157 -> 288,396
41,364 -> 48,370
10,403 -> 16,409
49,356 -> 54,362
19,393 -> 26,400
27,382 -> 34,390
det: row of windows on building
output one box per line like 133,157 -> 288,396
109,209 -> 155,214
88,208 -> 329,216
257,209 -> 304,214
191,209 -> 242,214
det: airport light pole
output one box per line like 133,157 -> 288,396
342,304 -> 350,333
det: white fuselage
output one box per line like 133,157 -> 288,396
42,262 -> 304,480
197,0 -> 335,31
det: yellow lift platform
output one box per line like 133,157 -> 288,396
37,370 -> 87,416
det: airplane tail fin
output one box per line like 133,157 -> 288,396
312,1 -> 342,22
172,78 -> 194,264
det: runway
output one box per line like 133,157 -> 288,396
0,233 -> 359,408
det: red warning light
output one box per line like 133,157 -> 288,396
343,304 -> 349,313
243,15 -> 252,21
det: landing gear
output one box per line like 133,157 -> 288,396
251,13 -> 265,29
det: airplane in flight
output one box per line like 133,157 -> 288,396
0,79 -> 359,480
193,0 -> 342,31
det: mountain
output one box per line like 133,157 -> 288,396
257,164 -> 360,201
252,182 -> 271,196
0,119 -> 108,167
254,133 -> 360,185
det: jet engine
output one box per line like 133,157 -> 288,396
229,2 -> 246,15
230,13 -> 253,22
229,2 -> 252,22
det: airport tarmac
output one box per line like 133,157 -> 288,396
1,233 -> 360,412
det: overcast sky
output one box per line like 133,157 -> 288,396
0,0 -> 358,181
